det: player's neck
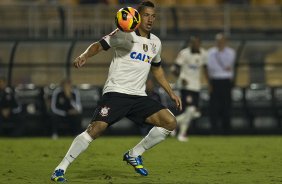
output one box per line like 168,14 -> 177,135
136,28 -> 150,38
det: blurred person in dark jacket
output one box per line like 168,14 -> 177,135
0,77 -> 23,136
51,79 -> 82,138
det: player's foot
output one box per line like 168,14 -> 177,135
170,129 -> 176,137
123,151 -> 148,176
177,134 -> 189,142
51,169 -> 67,182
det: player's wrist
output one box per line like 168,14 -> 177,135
80,53 -> 88,59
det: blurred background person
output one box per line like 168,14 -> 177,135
0,77 -> 23,136
171,36 -> 207,142
51,78 -> 82,139
206,33 -> 236,134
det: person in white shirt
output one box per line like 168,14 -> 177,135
50,1 -> 182,182
206,33 -> 236,134
171,36 -> 207,141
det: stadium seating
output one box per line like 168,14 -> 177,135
15,84 -> 48,136
245,83 -> 278,131
273,87 -> 282,129
77,84 -> 102,128
196,87 -> 211,132
231,86 -> 248,130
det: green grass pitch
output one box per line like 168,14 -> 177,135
0,136 -> 282,184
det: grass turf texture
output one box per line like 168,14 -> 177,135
0,136 -> 281,184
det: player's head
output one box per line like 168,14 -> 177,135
137,1 -> 156,33
61,78 -> 72,92
215,33 -> 227,50
188,36 -> 201,53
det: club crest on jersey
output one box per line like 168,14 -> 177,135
143,44 -> 148,52
99,106 -> 110,117
150,43 -> 157,54
130,51 -> 152,63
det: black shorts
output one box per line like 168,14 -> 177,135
181,89 -> 199,109
91,92 -> 166,126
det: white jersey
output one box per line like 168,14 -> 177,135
99,29 -> 162,96
175,47 -> 207,91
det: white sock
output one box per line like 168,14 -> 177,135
129,127 -> 171,157
55,131 -> 93,172
176,112 -> 188,125
178,107 -> 195,137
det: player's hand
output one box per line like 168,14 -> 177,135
73,54 -> 87,68
170,93 -> 182,111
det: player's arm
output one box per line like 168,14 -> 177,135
73,42 -> 104,68
151,66 -> 182,111
170,64 -> 181,77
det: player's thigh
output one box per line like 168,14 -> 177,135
145,109 -> 176,131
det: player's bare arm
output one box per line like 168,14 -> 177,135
73,42 -> 104,68
150,66 -> 182,111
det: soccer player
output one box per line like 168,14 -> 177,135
171,36 -> 207,142
51,1 -> 182,182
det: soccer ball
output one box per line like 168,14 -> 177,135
115,7 -> 141,32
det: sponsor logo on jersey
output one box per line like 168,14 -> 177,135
130,51 -> 152,63
188,64 -> 199,70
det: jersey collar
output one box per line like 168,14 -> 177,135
135,29 -> 151,39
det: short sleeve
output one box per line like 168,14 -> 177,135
175,49 -> 185,66
99,29 -> 125,50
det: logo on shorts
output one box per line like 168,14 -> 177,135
99,106 -> 110,117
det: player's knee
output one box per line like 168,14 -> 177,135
86,121 -> 108,139
163,116 -> 177,131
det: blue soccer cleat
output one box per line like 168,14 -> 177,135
123,151 -> 148,176
51,169 -> 67,182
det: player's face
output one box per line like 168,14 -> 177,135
216,38 -> 226,50
191,38 -> 201,49
139,7 -> 156,32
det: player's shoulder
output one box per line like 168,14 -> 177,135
200,47 -> 207,54
104,28 -> 126,38
149,33 -> 161,44
200,47 -> 207,52
225,47 -> 235,54
179,47 -> 191,55
207,47 -> 217,54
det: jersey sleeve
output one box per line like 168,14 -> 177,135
175,49 -> 185,66
151,44 -> 162,67
99,29 -> 125,50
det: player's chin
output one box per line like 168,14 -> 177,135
146,25 -> 153,31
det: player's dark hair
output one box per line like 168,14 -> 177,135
137,0 -> 155,13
